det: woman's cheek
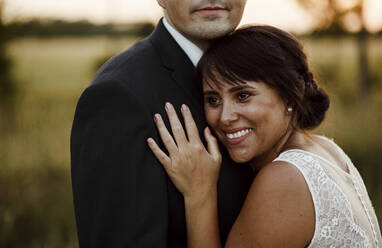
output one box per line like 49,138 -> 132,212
246,106 -> 267,121
205,108 -> 219,127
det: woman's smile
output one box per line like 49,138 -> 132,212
223,128 -> 253,145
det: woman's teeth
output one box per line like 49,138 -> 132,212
226,129 -> 252,139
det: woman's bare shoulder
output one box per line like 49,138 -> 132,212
225,161 -> 315,248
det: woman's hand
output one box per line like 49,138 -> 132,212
147,103 -> 222,202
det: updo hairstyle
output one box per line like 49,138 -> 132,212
196,25 -> 330,130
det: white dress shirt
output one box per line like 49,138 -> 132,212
162,17 -> 204,67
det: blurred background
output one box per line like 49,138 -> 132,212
0,0 -> 381,247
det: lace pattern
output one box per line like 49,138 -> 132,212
345,154 -> 381,247
274,150 -> 374,247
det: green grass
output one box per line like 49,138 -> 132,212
1,35 -> 381,247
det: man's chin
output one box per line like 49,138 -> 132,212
188,22 -> 234,39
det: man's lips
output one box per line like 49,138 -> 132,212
200,6 -> 225,10
194,5 -> 227,14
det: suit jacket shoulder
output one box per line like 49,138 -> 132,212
90,20 -> 192,95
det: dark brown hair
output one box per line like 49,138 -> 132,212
196,25 -> 330,130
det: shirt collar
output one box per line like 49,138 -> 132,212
162,17 -> 203,67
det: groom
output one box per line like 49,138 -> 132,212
71,0 -> 253,247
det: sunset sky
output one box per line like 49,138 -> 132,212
3,0 -> 382,33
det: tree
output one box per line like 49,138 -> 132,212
0,0 -> 16,131
296,0 -> 371,104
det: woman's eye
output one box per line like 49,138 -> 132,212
237,92 -> 251,102
206,97 -> 221,106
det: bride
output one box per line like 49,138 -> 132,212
147,25 -> 382,247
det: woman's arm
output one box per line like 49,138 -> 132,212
147,102 -> 222,248
184,184 -> 221,248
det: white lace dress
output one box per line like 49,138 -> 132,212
274,144 -> 382,247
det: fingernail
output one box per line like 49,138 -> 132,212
147,138 -> 153,144
206,126 -> 211,135
154,114 -> 160,122
165,102 -> 172,110
181,104 -> 188,111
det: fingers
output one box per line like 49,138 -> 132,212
147,138 -> 171,168
165,103 -> 188,147
154,113 -> 178,154
204,127 -> 221,164
181,104 -> 201,143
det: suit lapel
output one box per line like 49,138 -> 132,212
149,19 -> 204,115
171,58 -> 204,112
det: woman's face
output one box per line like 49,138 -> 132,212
203,79 -> 292,164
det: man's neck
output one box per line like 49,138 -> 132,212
162,17 -> 206,66
188,37 -> 210,52
164,16 -> 210,51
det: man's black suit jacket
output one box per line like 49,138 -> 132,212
71,19 -> 254,248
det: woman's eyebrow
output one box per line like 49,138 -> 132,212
228,85 -> 256,93
203,90 -> 219,95
204,85 -> 256,95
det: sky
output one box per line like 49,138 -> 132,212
3,0 -> 382,33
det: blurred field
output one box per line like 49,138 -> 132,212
1,36 -> 138,248
1,35 -> 381,247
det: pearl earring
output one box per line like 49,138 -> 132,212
287,107 -> 293,112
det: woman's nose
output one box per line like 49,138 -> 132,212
219,103 -> 239,126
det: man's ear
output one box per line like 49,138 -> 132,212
157,0 -> 166,9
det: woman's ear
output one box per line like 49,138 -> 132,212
157,0 -> 166,9
284,100 -> 293,114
